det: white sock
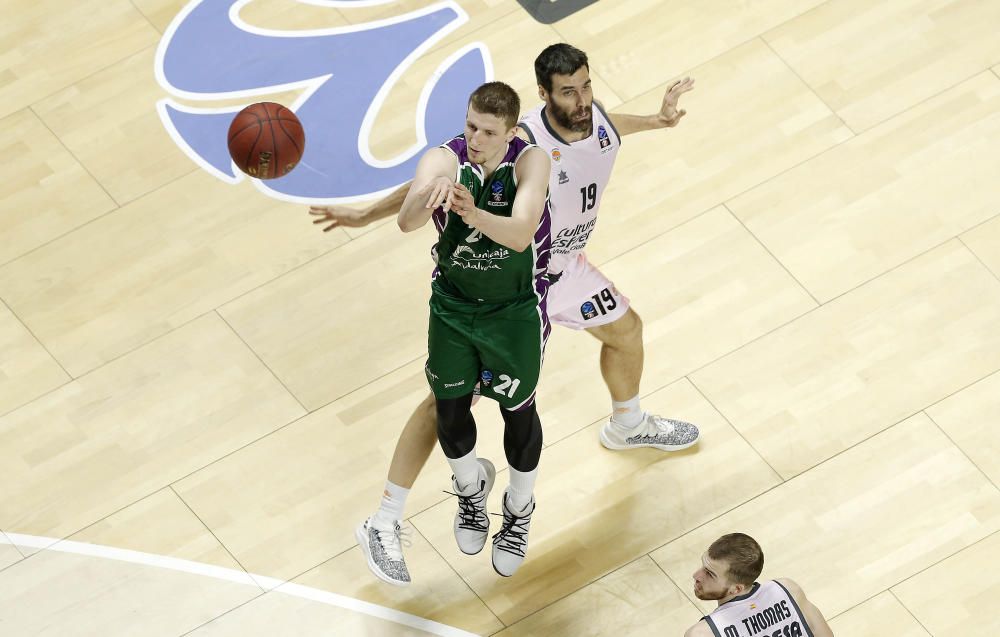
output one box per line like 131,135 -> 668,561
507,466 -> 538,512
372,480 -> 409,529
447,448 -> 481,492
611,395 -> 644,429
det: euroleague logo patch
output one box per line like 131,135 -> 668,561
155,0 -> 493,203
486,178 -> 506,207
480,369 -> 494,387
597,125 -> 612,151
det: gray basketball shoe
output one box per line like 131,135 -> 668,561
355,516 -> 411,586
600,412 -> 700,451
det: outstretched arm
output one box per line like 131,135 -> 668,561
397,147 -> 458,233
308,181 -> 411,231
607,76 -> 695,136
308,127 -> 537,231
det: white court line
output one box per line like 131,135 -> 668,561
1,533 -> 481,637
0,530 -> 25,559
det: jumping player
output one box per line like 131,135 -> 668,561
315,45 -> 698,585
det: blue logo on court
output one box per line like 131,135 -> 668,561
580,301 -> 598,320
480,369 -> 494,387
155,0 -> 492,203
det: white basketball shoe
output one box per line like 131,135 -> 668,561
491,489 -> 535,577
450,458 -> 496,555
600,412 -> 700,451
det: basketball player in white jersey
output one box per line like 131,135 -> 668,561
310,44 -> 697,585
687,534 -> 834,637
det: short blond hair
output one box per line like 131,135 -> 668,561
708,533 -> 764,585
468,82 -> 520,129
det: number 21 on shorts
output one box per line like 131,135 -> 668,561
493,374 -> 520,398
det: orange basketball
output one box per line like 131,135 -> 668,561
227,102 -> 305,180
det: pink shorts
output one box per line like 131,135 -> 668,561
546,252 -> 630,330
471,252 -> 628,406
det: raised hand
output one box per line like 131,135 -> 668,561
658,76 -> 695,127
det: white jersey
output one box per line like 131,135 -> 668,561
704,581 -> 814,637
517,102 -> 620,274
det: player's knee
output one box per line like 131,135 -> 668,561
435,394 -> 473,431
501,404 -> 543,471
435,394 -> 476,458
627,309 -> 643,342
608,308 -> 642,348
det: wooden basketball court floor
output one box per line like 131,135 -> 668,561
2,0 -> 1000,634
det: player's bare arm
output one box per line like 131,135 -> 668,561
397,147 -> 458,232
607,76 -> 695,136
777,578 -> 835,637
683,620 -> 713,637
450,146 -> 550,252
308,181 -> 410,231
312,128 -> 535,232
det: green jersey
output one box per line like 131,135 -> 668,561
430,135 -> 552,304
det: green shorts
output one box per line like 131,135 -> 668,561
425,282 -> 548,410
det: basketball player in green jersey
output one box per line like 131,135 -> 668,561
387,81 -> 551,578
319,46 -> 696,586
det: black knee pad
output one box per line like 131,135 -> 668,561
501,403 -> 543,472
435,394 -> 477,459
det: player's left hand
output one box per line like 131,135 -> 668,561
657,76 -> 695,127
449,183 -> 483,227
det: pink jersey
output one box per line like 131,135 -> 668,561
517,102 -> 620,274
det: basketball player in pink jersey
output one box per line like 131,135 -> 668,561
687,534 -> 834,637
311,44 -> 697,585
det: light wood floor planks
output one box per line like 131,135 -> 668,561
1,0 -> 998,635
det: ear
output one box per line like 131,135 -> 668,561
505,125 -> 517,143
537,84 -> 546,101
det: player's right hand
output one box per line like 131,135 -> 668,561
449,183 -> 476,216
419,176 -> 456,211
450,184 -> 483,228
308,205 -> 370,231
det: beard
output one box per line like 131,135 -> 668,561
550,101 -> 592,133
694,586 -> 728,601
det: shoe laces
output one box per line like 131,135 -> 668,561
647,413 -> 678,436
445,480 -> 489,532
374,522 -> 411,562
491,505 -> 533,557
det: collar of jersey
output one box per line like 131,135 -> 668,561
719,581 -> 762,607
